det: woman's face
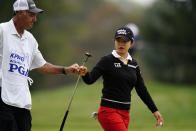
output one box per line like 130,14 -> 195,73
115,37 -> 133,54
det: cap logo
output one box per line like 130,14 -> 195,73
30,4 -> 36,8
117,29 -> 127,35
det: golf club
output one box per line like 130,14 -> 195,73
59,52 -> 92,131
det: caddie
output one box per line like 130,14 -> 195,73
0,0 -> 80,130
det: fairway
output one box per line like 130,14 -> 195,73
31,81 -> 196,131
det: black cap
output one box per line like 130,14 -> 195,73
114,27 -> 134,42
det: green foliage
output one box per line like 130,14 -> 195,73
4,0 -> 189,89
141,0 -> 196,83
28,0 -> 131,88
1,0 -> 129,89
31,81 -> 196,131
0,0 -> 15,22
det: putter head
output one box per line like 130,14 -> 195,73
85,52 -> 92,57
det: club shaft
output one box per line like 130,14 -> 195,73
67,74 -> 81,110
66,60 -> 87,110
59,56 -> 89,131
59,110 -> 69,131
59,75 -> 81,131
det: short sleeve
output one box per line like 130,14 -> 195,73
29,39 -> 46,70
0,25 -> 3,64
0,25 -> 4,80
0,25 -> 3,49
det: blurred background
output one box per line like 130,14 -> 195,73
1,0 -> 196,131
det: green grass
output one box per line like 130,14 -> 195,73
31,81 -> 196,131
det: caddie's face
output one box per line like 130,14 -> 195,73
115,37 -> 133,54
19,10 -> 37,30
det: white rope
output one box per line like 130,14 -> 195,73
27,77 -> 33,86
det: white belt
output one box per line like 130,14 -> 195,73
102,98 -> 130,105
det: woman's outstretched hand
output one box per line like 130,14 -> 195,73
153,111 -> 164,127
79,66 -> 88,76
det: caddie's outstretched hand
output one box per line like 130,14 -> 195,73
65,64 -> 80,75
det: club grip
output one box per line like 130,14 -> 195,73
60,110 -> 69,131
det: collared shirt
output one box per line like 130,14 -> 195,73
112,50 -> 132,64
82,53 -> 158,112
0,19 -> 46,110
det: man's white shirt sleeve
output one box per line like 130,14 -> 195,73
0,25 -> 3,82
0,25 -> 3,45
30,38 -> 46,70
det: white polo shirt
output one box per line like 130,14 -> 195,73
0,19 -> 46,110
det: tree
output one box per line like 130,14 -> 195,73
0,0 -> 15,22
141,0 -> 196,83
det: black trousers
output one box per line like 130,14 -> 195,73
0,88 -> 32,131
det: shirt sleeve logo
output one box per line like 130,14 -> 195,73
114,63 -> 121,68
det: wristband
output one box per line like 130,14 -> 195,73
62,67 -> 66,75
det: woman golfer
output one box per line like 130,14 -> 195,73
79,27 -> 164,131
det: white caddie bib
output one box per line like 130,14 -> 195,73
0,19 -> 46,110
